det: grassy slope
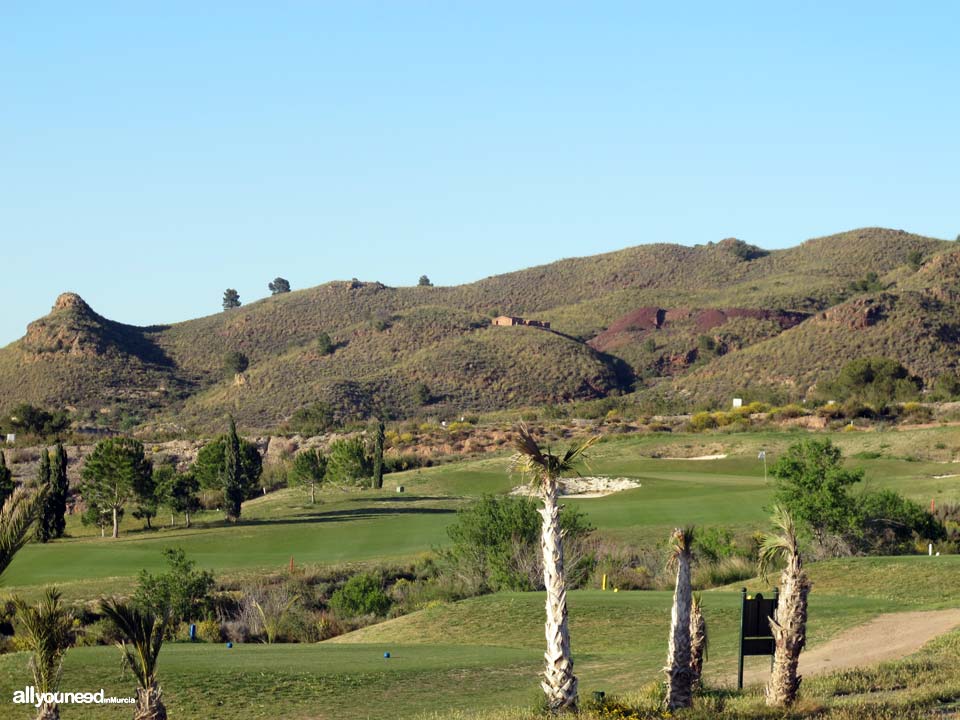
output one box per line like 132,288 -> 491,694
2,559 -> 956,719
0,228 -> 953,429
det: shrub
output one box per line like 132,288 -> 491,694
329,573 -> 391,617
288,402 -> 336,435
442,495 -> 594,593
223,351 -> 249,376
820,357 -> 922,408
693,556 -> 755,589
6,403 -> 71,438
857,490 -> 946,555
195,618 -> 222,643
688,412 -> 718,432
326,437 -> 372,486
771,403 -> 806,420
899,402 -> 933,422
133,548 -> 215,625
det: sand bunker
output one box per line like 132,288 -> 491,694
510,476 -> 640,498
660,453 -> 728,461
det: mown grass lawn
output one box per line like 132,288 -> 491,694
3,561 -> 957,720
3,430 -> 957,597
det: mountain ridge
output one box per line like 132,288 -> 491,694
1,227 -> 955,431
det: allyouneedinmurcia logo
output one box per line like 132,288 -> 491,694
12,686 -> 135,708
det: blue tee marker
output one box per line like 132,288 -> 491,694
383,651 -> 390,658
226,642 -> 233,649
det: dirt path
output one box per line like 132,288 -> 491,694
738,608 -> 960,686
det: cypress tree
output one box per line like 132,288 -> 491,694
222,418 -> 244,522
50,443 -> 69,539
35,448 -> 53,542
371,421 -> 385,490
0,450 -> 14,507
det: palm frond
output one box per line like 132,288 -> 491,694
0,484 -> 48,578
100,597 -> 166,688
509,423 -> 600,487
666,526 -> 696,568
757,504 -> 799,580
13,587 -> 73,693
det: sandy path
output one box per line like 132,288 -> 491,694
738,608 -> 960,686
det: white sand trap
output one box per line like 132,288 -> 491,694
661,453 -> 728,461
510,476 -> 640,498
933,473 -> 959,479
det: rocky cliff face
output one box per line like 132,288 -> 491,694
22,293 -> 109,356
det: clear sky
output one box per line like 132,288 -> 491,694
2,2 -> 958,345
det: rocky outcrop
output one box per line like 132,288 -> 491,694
22,293 -> 111,356
818,294 -> 896,329
589,307 -> 808,353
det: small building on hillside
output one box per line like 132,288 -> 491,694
491,315 -> 551,329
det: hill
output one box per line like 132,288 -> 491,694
676,244 -> 960,403
0,227 -> 955,431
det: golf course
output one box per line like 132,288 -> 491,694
1,426 -> 958,718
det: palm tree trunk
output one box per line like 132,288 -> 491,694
690,598 -> 707,683
766,550 -> 809,707
35,701 -> 59,720
665,552 -> 694,709
539,479 -> 577,711
135,683 -> 167,720
112,506 -> 119,538
311,483 -> 316,504
185,511 -> 191,528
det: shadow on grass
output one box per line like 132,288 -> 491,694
350,495 -> 456,504
236,505 -> 457,527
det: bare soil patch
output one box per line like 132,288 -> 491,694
738,608 -> 960,687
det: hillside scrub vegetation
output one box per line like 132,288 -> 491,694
2,228 -> 957,433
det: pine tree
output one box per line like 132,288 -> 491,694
35,448 -> 53,543
49,443 -> 69,539
222,418 -> 244,522
268,277 -> 291,294
222,288 -> 241,310
0,450 -> 14,507
291,449 -> 327,504
372,421 -> 385,489
80,437 -> 153,539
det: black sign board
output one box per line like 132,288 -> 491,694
738,587 -> 779,689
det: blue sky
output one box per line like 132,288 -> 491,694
2,2 -> 958,345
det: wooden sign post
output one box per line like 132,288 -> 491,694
737,587 -> 779,689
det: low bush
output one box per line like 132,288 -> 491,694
329,573 -> 391,617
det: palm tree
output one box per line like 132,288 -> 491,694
689,592 -> 708,684
14,587 -> 74,720
758,504 -> 810,708
664,526 -> 695,710
1,484 -> 47,580
510,424 -> 598,712
100,598 -> 168,720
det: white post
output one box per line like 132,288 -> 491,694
929,543 -> 933,556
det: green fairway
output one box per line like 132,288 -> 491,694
0,642 -> 541,720
3,429 -> 958,594
3,556 -> 957,719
